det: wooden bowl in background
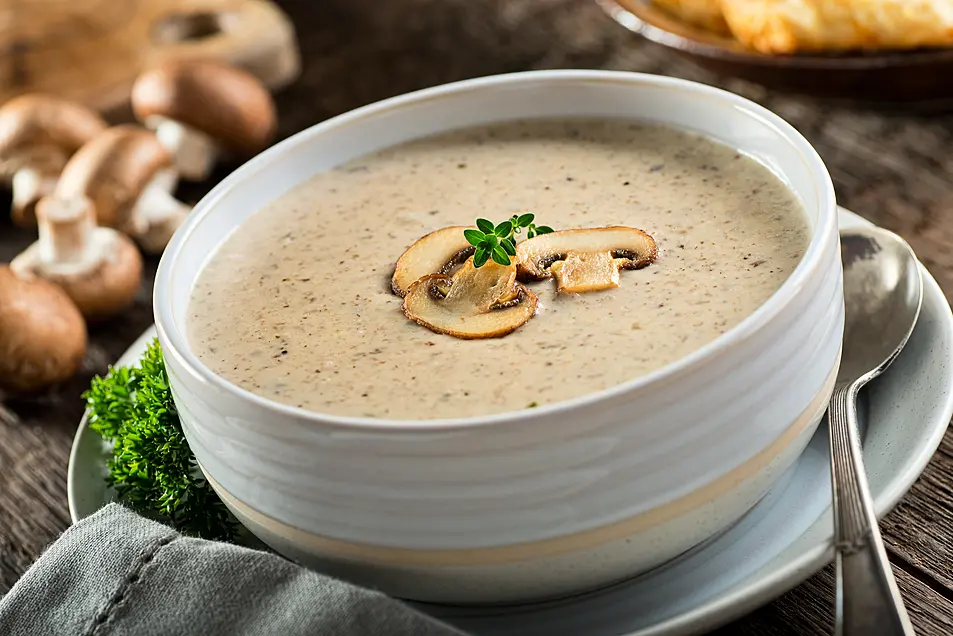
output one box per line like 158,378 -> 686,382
597,0 -> 953,108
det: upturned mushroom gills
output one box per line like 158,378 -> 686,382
54,125 -> 192,254
391,226 -> 475,297
402,259 -> 539,339
516,227 -> 658,294
10,196 -> 143,321
0,94 -> 108,227
0,265 -> 88,393
132,59 -> 277,181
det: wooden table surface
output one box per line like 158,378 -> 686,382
3,1 -> 953,634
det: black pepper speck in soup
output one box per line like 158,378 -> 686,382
188,120 -> 809,419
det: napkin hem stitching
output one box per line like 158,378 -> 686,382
84,532 -> 179,636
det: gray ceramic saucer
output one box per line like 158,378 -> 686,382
68,207 -> 953,636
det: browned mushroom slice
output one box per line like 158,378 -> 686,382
391,226 -> 474,297
516,227 -> 658,294
402,259 -> 538,339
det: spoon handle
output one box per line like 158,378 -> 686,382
827,383 -> 915,636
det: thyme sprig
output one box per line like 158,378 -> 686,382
463,214 -> 553,267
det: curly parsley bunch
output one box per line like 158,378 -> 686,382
84,339 -> 236,541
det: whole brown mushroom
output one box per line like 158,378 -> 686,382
55,125 -> 191,254
0,94 -> 107,227
131,59 -> 277,181
0,265 -> 87,393
11,195 -> 143,321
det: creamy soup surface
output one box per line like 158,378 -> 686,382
188,120 -> 809,420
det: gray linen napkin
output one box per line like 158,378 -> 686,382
0,504 -> 467,636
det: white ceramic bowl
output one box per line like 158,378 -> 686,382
154,70 -> 843,605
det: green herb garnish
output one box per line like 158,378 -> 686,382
84,338 -> 236,542
464,214 -> 554,267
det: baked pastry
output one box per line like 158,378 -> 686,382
652,0 -> 731,34
720,0 -> 953,54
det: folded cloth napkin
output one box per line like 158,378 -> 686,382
0,504 -> 468,636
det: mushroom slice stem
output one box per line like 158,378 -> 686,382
402,259 -> 538,339
11,196 -> 143,321
128,169 -> 191,254
516,226 -> 658,294
550,251 -> 622,294
391,226 -> 475,297
147,115 -> 219,182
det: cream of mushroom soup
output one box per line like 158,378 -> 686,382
188,120 -> 809,419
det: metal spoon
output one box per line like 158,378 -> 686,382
830,225 -> 923,636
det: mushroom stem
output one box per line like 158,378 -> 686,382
11,196 -> 103,282
13,195 -> 144,322
129,171 -> 191,253
37,197 -> 96,265
11,166 -> 60,226
149,116 -> 218,181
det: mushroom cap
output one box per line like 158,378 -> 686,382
516,226 -> 658,293
402,259 -> 539,339
131,59 -> 277,155
0,93 -> 108,175
391,226 -> 475,297
55,125 -> 173,228
0,265 -> 87,393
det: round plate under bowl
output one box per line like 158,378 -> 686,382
597,0 -> 953,108
68,207 -> 953,635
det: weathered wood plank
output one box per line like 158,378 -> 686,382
719,564 -> 953,636
3,2 -> 953,635
881,432 -> 953,594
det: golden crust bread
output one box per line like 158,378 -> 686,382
720,0 -> 953,54
652,0 -> 731,34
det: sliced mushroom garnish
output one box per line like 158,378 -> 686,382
402,259 -> 538,339
391,226 -> 474,297
516,227 -> 658,294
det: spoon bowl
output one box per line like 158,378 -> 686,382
839,227 -> 923,386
